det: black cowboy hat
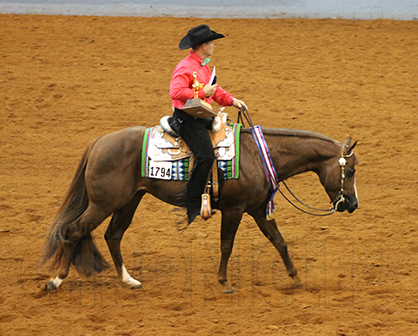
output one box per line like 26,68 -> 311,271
179,24 -> 225,50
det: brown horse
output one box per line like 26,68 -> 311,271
41,126 -> 358,293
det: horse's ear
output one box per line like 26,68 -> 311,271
349,140 -> 358,153
343,137 -> 357,156
343,137 -> 352,146
343,137 -> 354,155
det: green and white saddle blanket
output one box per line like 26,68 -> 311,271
141,122 -> 242,181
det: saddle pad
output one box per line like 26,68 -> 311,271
141,123 -> 242,181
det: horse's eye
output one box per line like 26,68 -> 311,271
347,168 -> 356,178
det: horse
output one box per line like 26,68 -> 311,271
41,125 -> 358,294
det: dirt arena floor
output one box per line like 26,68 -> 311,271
1,14 -> 418,335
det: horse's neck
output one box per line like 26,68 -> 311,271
267,135 -> 339,180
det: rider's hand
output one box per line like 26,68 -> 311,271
204,83 -> 217,97
232,98 -> 247,110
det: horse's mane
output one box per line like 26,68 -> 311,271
241,127 -> 337,144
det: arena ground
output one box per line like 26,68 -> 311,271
1,14 -> 418,335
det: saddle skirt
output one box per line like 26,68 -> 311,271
141,122 -> 242,181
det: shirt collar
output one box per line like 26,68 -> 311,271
189,50 -> 205,65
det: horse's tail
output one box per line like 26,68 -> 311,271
41,137 -> 109,277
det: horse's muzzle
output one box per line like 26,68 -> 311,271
334,194 -> 358,213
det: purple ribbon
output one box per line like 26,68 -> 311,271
251,126 -> 279,220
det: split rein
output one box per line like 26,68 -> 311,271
277,148 -> 353,217
237,107 -> 351,217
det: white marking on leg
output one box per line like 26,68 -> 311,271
52,276 -> 63,289
121,264 -> 142,288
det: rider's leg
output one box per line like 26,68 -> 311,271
173,109 -> 215,224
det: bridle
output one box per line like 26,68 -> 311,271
278,145 -> 354,216
332,147 -> 354,212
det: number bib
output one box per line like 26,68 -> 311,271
148,160 -> 172,180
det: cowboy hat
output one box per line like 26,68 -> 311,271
179,24 -> 225,50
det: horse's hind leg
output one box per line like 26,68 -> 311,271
105,191 -> 145,289
249,209 -> 304,289
47,205 -> 111,292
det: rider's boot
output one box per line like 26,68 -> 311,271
186,156 -> 214,224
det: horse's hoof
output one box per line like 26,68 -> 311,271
292,275 -> 305,289
124,276 -> 143,289
46,281 -> 57,293
222,288 -> 236,294
222,283 -> 235,294
293,282 -> 305,290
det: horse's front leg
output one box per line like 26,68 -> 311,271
218,208 -> 244,294
249,208 -> 304,289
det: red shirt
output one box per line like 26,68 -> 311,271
170,50 -> 234,109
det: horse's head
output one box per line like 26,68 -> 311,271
320,137 -> 359,213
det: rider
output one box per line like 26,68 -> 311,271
170,24 -> 247,224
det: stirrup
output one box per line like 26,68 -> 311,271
200,194 -> 212,220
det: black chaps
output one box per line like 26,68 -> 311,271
173,108 -> 216,207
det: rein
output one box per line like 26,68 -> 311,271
277,148 -> 353,216
277,181 -> 335,216
237,108 -> 352,217
237,106 -> 255,128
